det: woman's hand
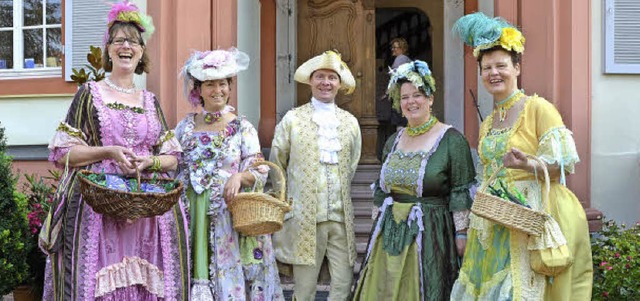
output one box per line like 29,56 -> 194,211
502,147 -> 530,170
106,146 -> 138,175
132,156 -> 154,172
223,173 -> 245,205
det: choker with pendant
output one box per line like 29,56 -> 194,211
495,89 -> 525,122
202,105 -> 234,124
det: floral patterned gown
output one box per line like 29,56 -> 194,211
450,95 -> 593,300
44,82 -> 189,301
175,113 -> 284,301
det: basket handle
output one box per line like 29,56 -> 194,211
479,154 -> 551,211
250,160 -> 287,204
525,155 -> 554,214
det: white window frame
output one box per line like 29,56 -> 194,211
0,0 -> 63,79
604,0 -> 640,74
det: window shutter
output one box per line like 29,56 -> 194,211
604,0 -> 640,74
64,0 -> 110,81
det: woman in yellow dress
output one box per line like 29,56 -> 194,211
450,12 -> 593,300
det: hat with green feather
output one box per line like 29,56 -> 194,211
387,60 -> 436,112
452,12 -> 525,57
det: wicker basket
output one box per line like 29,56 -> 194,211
471,155 -> 550,236
78,169 -> 183,220
229,161 -> 291,236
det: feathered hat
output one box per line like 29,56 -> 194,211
452,12 -> 525,57
294,50 -> 356,95
180,48 -> 250,106
104,0 -> 155,44
387,60 -> 436,112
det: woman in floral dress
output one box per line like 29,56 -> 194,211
176,49 -> 284,300
41,2 -> 189,300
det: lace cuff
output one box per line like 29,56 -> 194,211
94,256 -> 164,298
453,210 -> 470,231
537,127 -> 580,185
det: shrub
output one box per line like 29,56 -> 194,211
591,218 -> 640,300
0,123 -> 30,295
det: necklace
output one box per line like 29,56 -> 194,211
202,105 -> 234,124
495,89 -> 524,122
104,77 -> 136,94
406,115 -> 438,137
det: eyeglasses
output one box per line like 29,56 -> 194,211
110,37 -> 141,46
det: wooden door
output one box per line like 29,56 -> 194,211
297,0 -> 378,164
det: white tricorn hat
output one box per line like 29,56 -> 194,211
293,50 -> 356,95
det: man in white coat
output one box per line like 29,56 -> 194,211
270,50 -> 362,301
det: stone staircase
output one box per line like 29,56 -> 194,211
280,164 -> 380,300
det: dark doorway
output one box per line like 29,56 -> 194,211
374,8 -> 433,161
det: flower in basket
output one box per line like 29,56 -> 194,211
591,218 -> 640,300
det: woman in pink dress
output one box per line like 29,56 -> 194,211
41,1 -> 189,300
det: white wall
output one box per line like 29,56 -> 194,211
0,96 -> 73,145
591,0 -> 640,225
443,0 -> 465,132
237,0 -> 261,128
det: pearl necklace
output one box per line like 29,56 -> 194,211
495,89 -> 524,122
406,115 -> 438,137
104,77 -> 136,94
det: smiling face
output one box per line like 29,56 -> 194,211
400,82 -> 433,127
479,49 -> 521,101
105,24 -> 145,75
200,78 -> 230,111
309,69 -> 341,103
391,42 -> 404,57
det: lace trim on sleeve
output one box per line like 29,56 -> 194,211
453,210 -> 470,231
48,122 -> 89,166
537,127 -> 580,185
156,130 -> 182,156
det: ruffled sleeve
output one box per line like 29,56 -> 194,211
155,130 -> 182,156
530,96 -> 580,185
48,84 -> 95,167
447,129 -> 476,212
151,96 -> 182,158
238,118 -> 267,191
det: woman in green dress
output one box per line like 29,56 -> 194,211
352,60 -> 477,300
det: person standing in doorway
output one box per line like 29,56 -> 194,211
376,37 -> 411,161
270,50 -> 362,301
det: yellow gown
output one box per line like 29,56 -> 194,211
450,95 -> 593,300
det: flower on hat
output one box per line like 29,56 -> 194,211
105,1 -> 155,42
202,51 -> 235,70
180,48 -> 250,106
453,12 -> 525,57
387,60 -> 436,112
499,27 -> 525,54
